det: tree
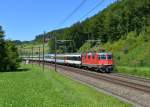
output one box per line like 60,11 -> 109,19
0,26 -> 6,71
0,26 -> 21,71
5,40 -> 20,70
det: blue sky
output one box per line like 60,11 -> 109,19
0,0 -> 115,41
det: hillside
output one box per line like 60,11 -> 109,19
33,0 -> 150,52
20,0 -> 150,67
79,26 -> 150,67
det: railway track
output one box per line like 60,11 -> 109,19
111,73 -> 150,83
31,61 -> 150,107
51,64 -> 150,93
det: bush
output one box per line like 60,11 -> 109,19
4,40 -> 21,70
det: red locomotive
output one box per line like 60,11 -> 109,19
81,52 -> 113,72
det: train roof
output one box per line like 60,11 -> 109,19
57,53 -> 81,57
85,52 -> 112,55
45,53 -> 81,57
97,52 -> 112,55
45,52 -> 112,57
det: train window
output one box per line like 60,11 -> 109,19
57,56 -> 64,60
98,55 -> 106,60
72,57 -> 74,60
98,56 -> 100,60
78,57 -> 81,61
67,56 -> 81,61
108,55 -> 112,60
101,55 -> 106,59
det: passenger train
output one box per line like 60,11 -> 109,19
23,51 -> 114,73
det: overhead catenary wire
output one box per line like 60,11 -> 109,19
57,0 -> 87,27
79,0 -> 105,20
53,0 -> 108,30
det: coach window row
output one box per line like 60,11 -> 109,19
67,56 -> 81,61
83,54 -> 95,59
83,54 -> 112,60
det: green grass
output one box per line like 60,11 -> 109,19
0,64 -> 132,107
116,66 -> 150,78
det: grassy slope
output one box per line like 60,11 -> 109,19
102,31 -> 150,67
0,64 -> 132,107
103,30 -> 150,78
116,66 -> 150,78
18,43 -> 49,55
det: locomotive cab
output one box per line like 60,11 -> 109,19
98,53 -> 113,72
98,53 -> 113,64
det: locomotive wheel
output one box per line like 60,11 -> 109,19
105,68 -> 110,73
100,68 -> 105,73
95,68 -> 99,72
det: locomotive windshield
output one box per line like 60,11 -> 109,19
107,55 -> 112,60
98,54 -> 112,60
98,55 -> 106,60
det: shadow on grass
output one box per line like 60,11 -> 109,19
0,68 -> 30,73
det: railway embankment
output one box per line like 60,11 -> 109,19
116,66 -> 150,78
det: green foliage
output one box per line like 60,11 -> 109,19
19,43 -> 50,56
78,42 -> 91,53
0,26 -> 21,71
99,27 -> 150,67
116,66 -> 150,78
48,38 -> 55,53
0,26 -> 7,70
4,40 -> 21,70
13,40 -> 22,45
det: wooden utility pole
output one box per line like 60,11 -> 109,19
32,46 -> 33,67
39,47 -> 40,66
55,36 -> 57,72
27,48 -> 30,64
42,32 -> 45,72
